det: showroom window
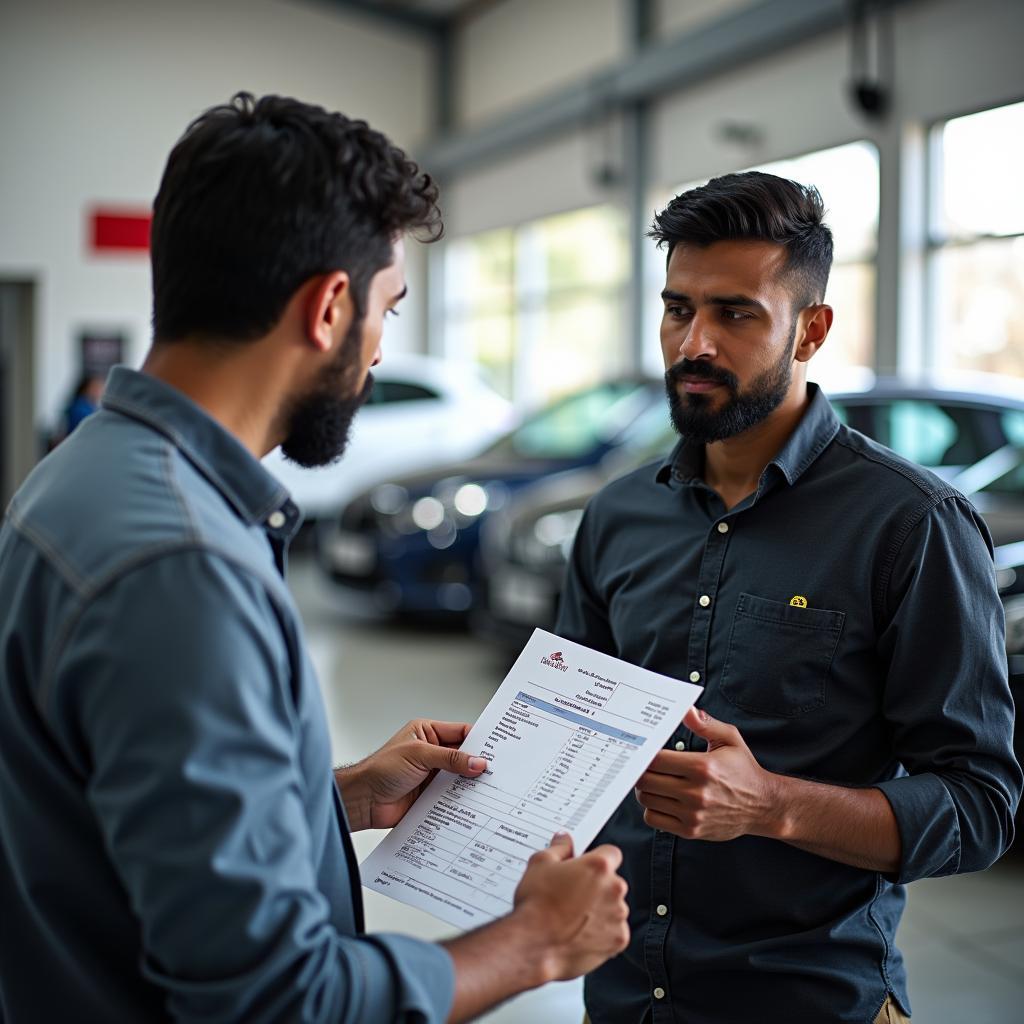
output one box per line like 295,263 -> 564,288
929,99 -> 1024,378
443,205 -> 629,405
649,141 -> 880,384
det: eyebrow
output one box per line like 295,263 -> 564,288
661,289 -> 767,313
391,285 -> 408,304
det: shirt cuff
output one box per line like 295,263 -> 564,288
874,773 -> 960,883
357,933 -> 455,1023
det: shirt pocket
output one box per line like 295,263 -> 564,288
719,592 -> 845,717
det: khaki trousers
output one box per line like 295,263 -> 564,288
582,994 -> 910,1023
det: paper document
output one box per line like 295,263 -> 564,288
361,628 -> 701,929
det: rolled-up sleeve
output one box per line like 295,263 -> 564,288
874,495 -> 1022,883
54,549 -> 454,1023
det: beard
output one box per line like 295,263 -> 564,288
664,322 -> 797,444
279,318 -> 374,469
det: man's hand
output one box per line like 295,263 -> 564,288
634,705 -> 778,841
335,719 -> 487,831
635,706 -> 902,872
441,832 -> 630,1022
512,832 -> 630,981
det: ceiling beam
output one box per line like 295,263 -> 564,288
419,0 -> 915,176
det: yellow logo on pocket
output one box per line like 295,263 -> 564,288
789,595 -> 808,608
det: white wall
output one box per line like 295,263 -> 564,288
0,0 -> 435,429
443,121 -> 627,237
454,0 -> 626,128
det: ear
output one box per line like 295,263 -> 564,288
794,304 -> 833,363
305,271 -> 352,353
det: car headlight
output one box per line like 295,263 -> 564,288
411,496 -> 446,531
453,483 -> 488,517
514,509 -> 583,568
1004,595 -> 1024,656
369,483 -> 409,516
377,479 -> 505,538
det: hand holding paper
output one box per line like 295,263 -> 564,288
361,629 -> 702,928
336,719 -> 487,831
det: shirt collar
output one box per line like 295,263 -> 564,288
655,383 -> 840,490
101,366 -> 300,538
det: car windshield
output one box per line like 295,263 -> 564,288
965,445 -> 1024,497
617,401 -> 676,456
829,397 -> 1024,481
485,380 -> 654,460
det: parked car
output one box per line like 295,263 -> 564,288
316,376 -> 662,614
475,378 -> 1024,664
262,353 -> 516,524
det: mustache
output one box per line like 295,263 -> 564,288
665,359 -> 738,391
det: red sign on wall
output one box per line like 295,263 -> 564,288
89,208 -> 152,253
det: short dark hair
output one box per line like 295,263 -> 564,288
150,92 -> 442,342
650,170 -> 833,307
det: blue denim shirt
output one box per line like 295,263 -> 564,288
0,367 -> 454,1023
556,384 -> 1021,1024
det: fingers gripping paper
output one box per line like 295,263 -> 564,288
360,629 -> 701,929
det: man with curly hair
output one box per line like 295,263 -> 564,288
0,94 -> 629,1023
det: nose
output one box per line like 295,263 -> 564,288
678,311 -> 717,362
371,344 -> 382,368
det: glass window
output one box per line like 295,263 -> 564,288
932,236 -> 1024,378
443,206 -> 629,406
935,101 -> 1024,241
930,101 -> 1024,378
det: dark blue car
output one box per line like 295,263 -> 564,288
317,377 -> 661,615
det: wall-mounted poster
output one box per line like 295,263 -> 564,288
79,329 -> 125,377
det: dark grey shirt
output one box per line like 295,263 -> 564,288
0,367 -> 453,1023
556,384 -> 1021,1024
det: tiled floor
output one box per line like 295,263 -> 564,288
291,554 -> 1024,1023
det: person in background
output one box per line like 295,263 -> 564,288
557,171 -> 1021,1024
0,93 -> 629,1023
64,372 -> 106,433
47,371 -> 106,449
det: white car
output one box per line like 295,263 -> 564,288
262,353 -> 517,523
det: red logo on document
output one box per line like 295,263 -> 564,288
541,651 -> 569,672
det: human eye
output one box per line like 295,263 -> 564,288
665,304 -> 691,319
386,308 -> 401,319
722,308 -> 752,321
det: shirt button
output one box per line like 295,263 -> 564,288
689,671 -> 701,683
674,741 -> 686,751
717,521 -> 729,534
653,987 -> 666,1000
699,594 -> 711,607
656,904 -> 669,916
267,510 -> 287,529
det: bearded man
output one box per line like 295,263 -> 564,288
557,171 -> 1021,1024
0,94 -> 630,1023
